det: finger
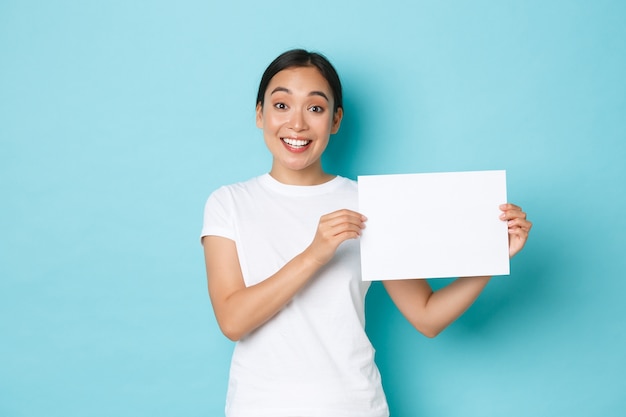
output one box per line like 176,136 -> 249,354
507,218 -> 532,233
318,219 -> 366,242
333,221 -> 366,238
508,225 -> 528,234
336,228 -> 363,240
323,213 -> 367,230
318,226 -> 362,247
326,209 -> 367,222
500,209 -> 527,221
499,203 -> 521,211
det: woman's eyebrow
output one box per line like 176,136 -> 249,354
270,86 -> 291,95
270,87 -> 329,102
309,91 -> 329,102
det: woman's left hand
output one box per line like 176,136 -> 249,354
499,203 -> 532,258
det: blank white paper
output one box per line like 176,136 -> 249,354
358,170 -> 510,281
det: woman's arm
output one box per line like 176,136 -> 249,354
203,209 -> 367,341
383,276 -> 491,338
384,203 -> 532,338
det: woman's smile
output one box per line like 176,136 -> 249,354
281,137 -> 313,152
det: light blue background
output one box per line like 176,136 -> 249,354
1,1 -> 625,416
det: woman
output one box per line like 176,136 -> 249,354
201,49 -> 532,417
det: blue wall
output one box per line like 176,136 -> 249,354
1,1 -> 624,416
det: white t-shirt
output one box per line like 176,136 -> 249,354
202,174 -> 389,417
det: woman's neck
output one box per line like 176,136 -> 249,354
269,165 -> 335,186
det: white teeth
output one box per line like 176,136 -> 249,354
282,138 -> 311,147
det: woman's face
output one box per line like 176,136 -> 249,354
256,66 -> 343,184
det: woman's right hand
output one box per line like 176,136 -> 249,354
305,209 -> 367,266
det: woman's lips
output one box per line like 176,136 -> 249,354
281,137 -> 312,152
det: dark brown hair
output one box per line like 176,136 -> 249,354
256,49 -> 343,112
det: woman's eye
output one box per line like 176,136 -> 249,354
274,102 -> 287,110
309,105 -> 324,113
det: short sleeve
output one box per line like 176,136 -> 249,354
200,186 -> 236,243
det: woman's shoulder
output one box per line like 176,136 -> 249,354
336,175 -> 357,186
210,175 -> 265,193
334,175 -> 358,193
204,175 -> 264,207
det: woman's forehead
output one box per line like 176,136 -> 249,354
266,66 -> 332,96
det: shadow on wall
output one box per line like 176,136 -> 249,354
322,93 -> 365,180
321,57 -> 404,180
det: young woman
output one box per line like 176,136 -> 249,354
201,49 -> 532,417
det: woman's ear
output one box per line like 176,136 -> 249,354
330,107 -> 343,134
255,103 -> 263,128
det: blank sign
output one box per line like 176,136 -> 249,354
358,171 -> 510,281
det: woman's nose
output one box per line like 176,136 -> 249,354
288,109 -> 307,131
